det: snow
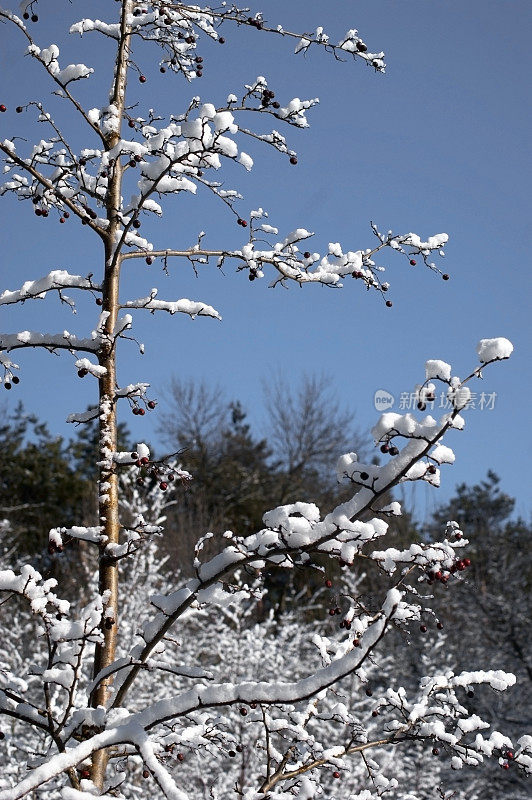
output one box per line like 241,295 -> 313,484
425,359 -> 451,382
477,337 -> 514,362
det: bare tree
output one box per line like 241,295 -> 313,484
265,372 -> 368,504
0,2 -> 527,799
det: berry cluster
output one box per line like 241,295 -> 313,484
131,399 -> 157,416
131,451 -> 179,492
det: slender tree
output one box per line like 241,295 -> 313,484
0,3 -> 528,799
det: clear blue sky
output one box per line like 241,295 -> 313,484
0,0 -> 530,523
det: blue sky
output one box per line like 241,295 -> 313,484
0,0 -> 530,523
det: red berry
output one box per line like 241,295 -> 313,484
146,256 -> 154,265
138,408 -> 146,416
59,217 -> 65,223
506,751 -> 514,760
442,273 -> 450,281
353,638 -> 360,647
128,120 -> 136,128
289,155 -> 298,165
35,208 -> 42,216
0,105 -> 6,113
139,75 -> 147,83
239,707 -> 248,716
177,752 -> 185,762
385,300 -> 393,308
96,297 -> 103,305
329,608 -> 336,616
502,762 -> 510,770
147,400 -> 156,409
141,456 -> 150,465
457,560 -> 466,571
80,768 -> 90,779
463,558 -> 471,567
159,481 -> 168,491
325,579 -> 332,588
409,259 -> 417,266
420,624 -> 428,633
63,211 -> 70,219
136,477 -> 145,486
142,769 -> 150,778
437,621 -> 444,630
250,703 -> 257,709
432,747 -> 440,756
333,771 -> 341,779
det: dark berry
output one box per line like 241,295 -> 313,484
159,481 -> 168,491
23,12 -> 29,19
389,446 -> 399,456
420,624 -> 428,633
12,376 -> 20,384
139,75 -> 147,83
333,771 -> 341,779
356,41 -> 367,52
325,579 -> 333,588
353,638 -> 360,647
385,300 -> 393,308
31,14 -> 38,22
228,750 -> 236,758
365,687 -> 373,696
77,368 -> 88,378
177,753 -> 185,762
147,400 -> 156,409
432,747 -> 440,756
142,769 -> 150,778
289,155 -> 298,165
141,456 -> 150,465
16,106 -> 23,113
360,471 -> 369,480
239,707 -> 248,716
133,219 -> 141,228
4,382 -> 11,390
371,709 -> 379,717
63,211 -> 70,218
96,297 -> 103,305
146,256 -> 154,265
0,105 -> 6,113
219,37 -> 225,44
437,621 -> 444,630
410,259 -> 417,266
442,273 -> 450,281
303,251 -> 311,259
128,120 -> 136,128
380,444 -> 389,453
138,408 -> 146,416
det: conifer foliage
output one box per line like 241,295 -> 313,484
0,3 -> 528,799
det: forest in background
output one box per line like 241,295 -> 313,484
1,387 -> 530,799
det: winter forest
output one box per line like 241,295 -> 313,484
0,2 -> 530,800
